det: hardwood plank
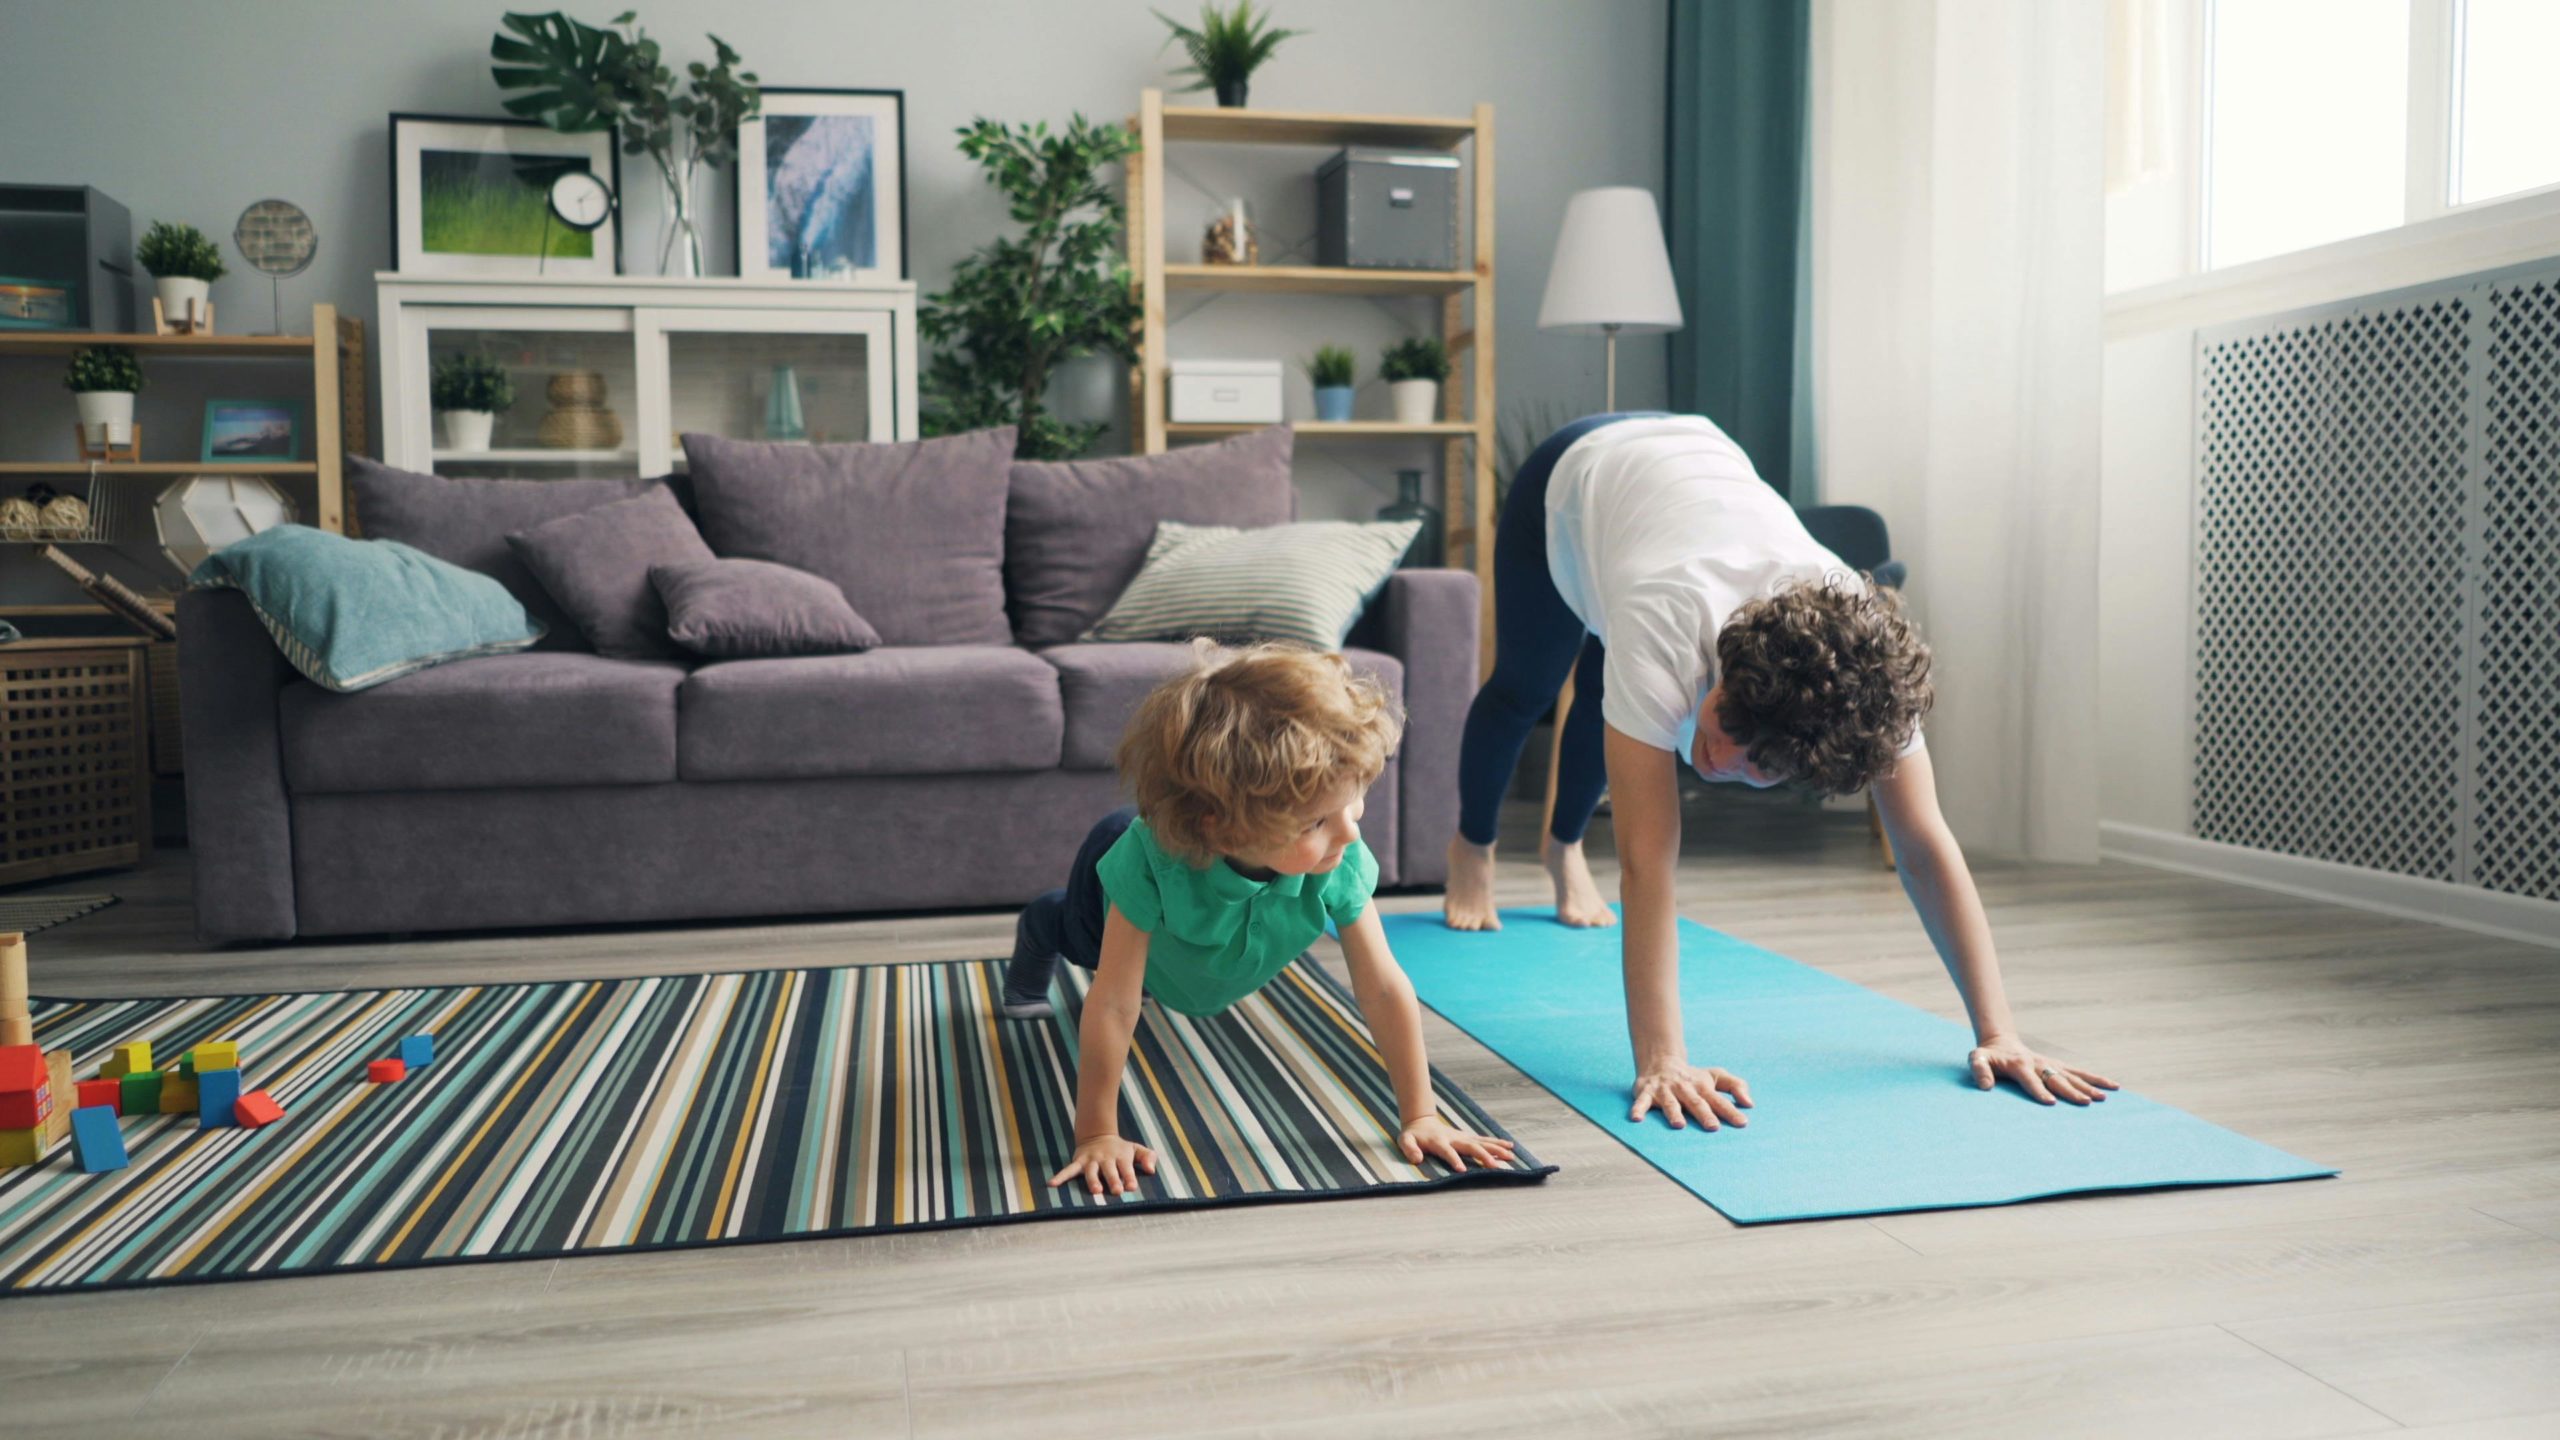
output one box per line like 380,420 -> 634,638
2229,1289 -> 2560,1427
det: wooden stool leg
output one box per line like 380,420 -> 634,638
1868,794 -> 1896,869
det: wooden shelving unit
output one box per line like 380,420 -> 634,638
1127,90 -> 1498,653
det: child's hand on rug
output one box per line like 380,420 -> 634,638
1967,1036 -> 2119,1106
1397,1114 -> 1517,1170
1049,1134 -> 1159,1197
1629,1061 -> 1752,1131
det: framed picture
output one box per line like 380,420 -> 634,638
0,276 -> 77,330
390,113 -> 620,277
201,399 -> 301,463
736,88 -> 907,283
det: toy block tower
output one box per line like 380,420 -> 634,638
1,932 -> 80,1160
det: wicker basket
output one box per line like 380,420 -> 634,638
1,641 -> 149,886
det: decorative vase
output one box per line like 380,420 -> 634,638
764,365 -> 807,441
1377,469 -> 1444,569
439,409 -> 495,452
1047,353 -> 1117,427
537,371 -> 624,450
1313,385 -> 1355,423
1202,197 -> 1258,265
155,276 -> 211,331
656,154 -> 705,279
1214,77 -> 1249,108
73,390 -> 135,447
1389,379 -> 1440,425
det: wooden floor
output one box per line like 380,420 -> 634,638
6,790 -> 2557,1439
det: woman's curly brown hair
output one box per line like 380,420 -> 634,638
1712,576 -> 1933,796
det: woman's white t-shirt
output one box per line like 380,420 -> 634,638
1543,413 -> 1924,764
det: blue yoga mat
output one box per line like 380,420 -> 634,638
1384,908 -> 2333,1223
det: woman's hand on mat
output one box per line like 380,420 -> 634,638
1049,1134 -> 1159,1197
1968,1037 -> 2119,1106
1398,1115 -> 1518,1170
1629,1062 -> 1752,1131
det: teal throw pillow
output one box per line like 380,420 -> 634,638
1082,519 -> 1421,650
188,524 -> 543,691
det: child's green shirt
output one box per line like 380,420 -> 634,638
1093,815 -> 1377,1016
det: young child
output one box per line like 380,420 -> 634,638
1003,641 -> 1519,1196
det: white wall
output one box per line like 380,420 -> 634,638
0,0 -> 1667,530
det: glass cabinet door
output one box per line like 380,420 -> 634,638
397,305 -> 641,478
634,309 -> 896,474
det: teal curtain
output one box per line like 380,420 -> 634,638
1665,0 -> 1810,498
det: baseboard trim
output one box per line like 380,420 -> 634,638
2099,823 -> 2560,951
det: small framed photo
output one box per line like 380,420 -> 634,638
736,88 -> 907,283
201,399 -> 301,463
390,112 -> 620,277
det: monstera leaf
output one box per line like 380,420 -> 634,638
490,10 -> 630,134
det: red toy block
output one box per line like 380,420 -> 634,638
367,1058 -> 407,1084
234,1090 -> 284,1128
0,1044 -> 49,1131
76,1078 -> 121,1114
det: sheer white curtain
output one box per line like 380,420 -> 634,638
1807,0 -> 2105,863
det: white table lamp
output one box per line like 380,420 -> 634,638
1538,187 -> 1685,409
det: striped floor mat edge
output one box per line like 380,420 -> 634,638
0,957 -> 1550,1294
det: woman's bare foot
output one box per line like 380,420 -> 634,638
1540,837 -> 1618,928
1443,836 -> 1502,930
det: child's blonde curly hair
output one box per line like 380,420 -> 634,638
1117,641 -> 1404,863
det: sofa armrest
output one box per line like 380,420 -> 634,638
178,588 -> 299,942
1363,567 -> 1478,888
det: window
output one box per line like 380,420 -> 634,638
2452,0 -> 2560,205
2203,0 -> 2410,269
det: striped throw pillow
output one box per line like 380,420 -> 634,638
1082,519 -> 1422,650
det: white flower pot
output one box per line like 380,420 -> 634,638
439,409 -> 496,452
156,276 -> 211,331
74,390 -> 135,446
1389,379 -> 1440,426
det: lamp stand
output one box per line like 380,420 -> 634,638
1603,323 -> 1620,411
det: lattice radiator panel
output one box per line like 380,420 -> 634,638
2196,263 -> 2560,902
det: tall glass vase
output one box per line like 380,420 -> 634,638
655,153 -> 705,279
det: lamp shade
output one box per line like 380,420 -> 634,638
1537,187 -> 1685,335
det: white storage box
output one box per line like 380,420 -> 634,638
1168,359 -> 1284,424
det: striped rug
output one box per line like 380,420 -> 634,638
0,958 -> 1548,1293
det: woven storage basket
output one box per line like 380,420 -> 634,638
2,642 -> 149,885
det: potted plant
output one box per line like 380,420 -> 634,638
431,354 -> 516,453
136,221 -> 226,331
1155,1 -> 1305,109
1307,345 -> 1356,422
1381,337 -> 1449,425
64,345 -> 144,449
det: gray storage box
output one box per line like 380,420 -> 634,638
1316,148 -> 1460,271
0,185 -> 133,331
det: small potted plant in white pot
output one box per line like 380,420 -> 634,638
1381,337 -> 1449,425
136,220 -> 226,332
431,354 -> 515,453
1307,345 -> 1356,423
64,345 -> 144,449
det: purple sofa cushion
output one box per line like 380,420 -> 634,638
1039,640 -> 1406,772
506,488 -> 713,659
1004,425 -> 1295,648
347,457 -> 678,649
652,557 -> 881,658
678,646 -> 1063,781
279,651 -> 686,794
681,428 -> 1017,648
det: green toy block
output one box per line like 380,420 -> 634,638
120,1070 -> 162,1115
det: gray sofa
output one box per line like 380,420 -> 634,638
177,428 -> 1476,944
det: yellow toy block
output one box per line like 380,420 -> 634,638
190,1041 -> 239,1072
160,1072 -> 198,1114
0,1126 -> 46,1167
44,1050 -> 70,1143
102,1041 -> 151,1078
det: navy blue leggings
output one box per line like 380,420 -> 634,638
1456,413 -> 1668,847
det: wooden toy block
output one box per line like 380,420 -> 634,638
0,1126 -> 44,1166
70,1105 -> 126,1173
234,1090 -> 284,1129
120,1070 -> 163,1114
102,1041 -> 151,1078
196,1068 -> 242,1128
190,1041 -> 239,1073
0,1044 -> 45,1129
367,1058 -> 407,1084
45,1050 -> 72,1142
399,1034 -> 435,1068
160,1073 -> 198,1114
0,933 -> 28,1048
76,1078 -> 121,1113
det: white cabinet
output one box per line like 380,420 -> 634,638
376,274 -> 918,479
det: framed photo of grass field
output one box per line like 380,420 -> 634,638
390,113 -> 619,277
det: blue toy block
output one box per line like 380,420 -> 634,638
399,1034 -> 435,1069
196,1067 -> 243,1129
70,1105 -> 126,1173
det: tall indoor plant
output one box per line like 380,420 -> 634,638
919,115 -> 1140,460
491,9 -> 760,277
1154,1 -> 1306,108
